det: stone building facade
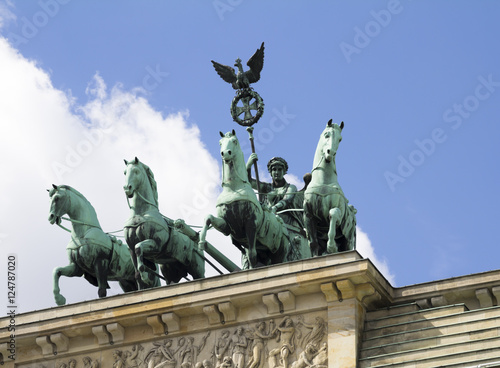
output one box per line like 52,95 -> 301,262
1,251 -> 500,368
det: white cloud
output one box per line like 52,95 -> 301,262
0,37 -> 236,311
356,226 -> 396,285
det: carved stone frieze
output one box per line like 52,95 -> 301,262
17,355 -> 100,368
18,313 -> 327,368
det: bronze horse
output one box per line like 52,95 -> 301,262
48,185 -> 137,305
199,131 -> 295,269
304,121 -> 357,256
123,157 -> 204,288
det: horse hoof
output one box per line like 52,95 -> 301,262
327,245 -> 338,254
55,294 -> 66,306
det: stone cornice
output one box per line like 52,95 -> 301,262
1,252 -> 389,343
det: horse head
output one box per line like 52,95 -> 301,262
319,119 -> 343,164
48,184 -> 70,225
219,130 -> 248,184
219,129 -> 240,163
123,157 -> 143,198
123,157 -> 158,207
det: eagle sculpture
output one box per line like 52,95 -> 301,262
211,42 -> 265,90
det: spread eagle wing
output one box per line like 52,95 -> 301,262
211,60 -> 237,88
245,42 -> 265,84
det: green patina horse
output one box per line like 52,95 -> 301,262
199,130 -> 294,269
304,120 -> 357,256
48,185 -> 137,305
123,157 -> 204,288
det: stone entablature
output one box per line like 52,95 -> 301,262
1,252 -> 500,368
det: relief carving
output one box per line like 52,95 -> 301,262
268,316 -> 297,368
24,356 -> 100,368
178,333 -> 211,367
125,344 -> 145,367
230,327 -> 247,368
214,330 -> 230,367
112,350 -> 127,368
146,340 -> 179,368
247,321 -> 273,368
290,343 -> 327,368
19,314 -> 326,368
83,356 -> 100,368
297,316 -> 326,349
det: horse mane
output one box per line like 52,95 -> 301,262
57,185 -> 92,206
52,185 -> 100,224
138,161 -> 159,207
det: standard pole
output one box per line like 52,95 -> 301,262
246,126 -> 263,202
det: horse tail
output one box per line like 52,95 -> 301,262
301,172 -> 312,191
343,203 -> 357,251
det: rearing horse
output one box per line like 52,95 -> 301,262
199,130 -> 291,269
123,157 -> 204,288
48,185 -> 137,305
304,120 -> 357,256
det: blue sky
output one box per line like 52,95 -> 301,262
0,1 -> 499,312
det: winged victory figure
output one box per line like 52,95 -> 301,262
211,42 -> 265,90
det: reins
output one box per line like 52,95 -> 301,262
136,190 -> 159,209
56,216 -> 101,233
126,190 -> 204,229
311,155 -> 326,174
221,158 -> 249,187
57,216 -> 125,237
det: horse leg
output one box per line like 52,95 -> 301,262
135,239 -> 158,288
118,279 -> 137,293
126,245 -> 147,289
304,206 -> 320,257
94,259 -> 110,298
53,263 -> 83,306
327,207 -> 342,253
244,217 -> 259,268
199,214 -> 229,250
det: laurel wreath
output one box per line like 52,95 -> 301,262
230,88 -> 265,127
